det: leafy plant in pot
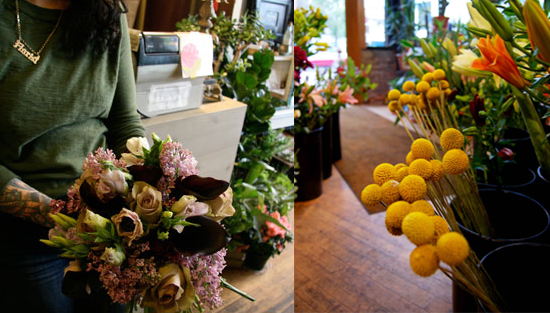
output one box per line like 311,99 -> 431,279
465,94 -> 537,195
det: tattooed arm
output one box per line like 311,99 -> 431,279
0,178 -> 54,227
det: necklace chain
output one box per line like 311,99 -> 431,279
13,0 -> 63,64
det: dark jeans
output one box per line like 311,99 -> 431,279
0,251 -> 125,313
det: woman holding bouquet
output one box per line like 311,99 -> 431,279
0,0 -> 145,312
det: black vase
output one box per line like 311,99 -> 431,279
332,108 -> 342,162
479,243 -> 550,312
295,127 -> 324,201
243,249 -> 271,271
322,115 -> 333,180
455,189 -> 550,261
476,163 -> 536,196
501,127 -> 538,170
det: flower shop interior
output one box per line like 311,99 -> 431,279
294,0 -> 550,312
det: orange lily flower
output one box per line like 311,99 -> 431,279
470,35 -> 525,89
337,86 -> 359,104
299,85 -> 327,114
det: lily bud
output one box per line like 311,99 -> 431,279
523,0 -> 550,63
420,39 -> 434,58
474,0 -> 514,41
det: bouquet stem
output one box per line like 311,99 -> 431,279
220,277 -> 256,301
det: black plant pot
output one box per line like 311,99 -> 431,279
479,243 -> 550,312
332,108 -> 342,162
501,127 -> 538,170
322,115 -> 333,180
243,249 -> 271,271
452,190 -> 550,312
455,189 -> 550,260
476,164 -> 536,196
295,127 -> 323,201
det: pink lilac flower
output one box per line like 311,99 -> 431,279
87,243 -> 159,304
177,249 -> 227,310
49,199 -> 66,215
160,142 -> 199,178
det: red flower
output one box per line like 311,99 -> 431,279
497,148 -> 514,161
469,94 -> 486,126
294,45 -> 313,81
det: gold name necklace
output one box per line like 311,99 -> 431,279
12,0 -> 63,64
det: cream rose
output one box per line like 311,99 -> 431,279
170,195 -> 209,233
121,137 -> 150,166
77,209 -> 111,233
100,247 -> 126,266
95,169 -> 128,200
142,264 -> 195,313
131,181 -> 163,225
111,208 -> 144,246
203,187 -> 236,222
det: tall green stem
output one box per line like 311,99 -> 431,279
512,86 -> 550,176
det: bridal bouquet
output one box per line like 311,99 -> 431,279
41,134 -> 245,312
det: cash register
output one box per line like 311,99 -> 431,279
132,31 -> 217,117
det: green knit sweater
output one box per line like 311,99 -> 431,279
0,0 -> 145,199
0,0 -> 145,254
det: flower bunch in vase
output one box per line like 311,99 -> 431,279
41,134 -> 252,312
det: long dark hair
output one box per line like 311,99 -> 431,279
62,0 -> 127,57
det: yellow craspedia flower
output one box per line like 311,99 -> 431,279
442,149 -> 469,175
402,212 -> 435,246
409,159 -> 433,180
429,160 -> 445,181
399,175 -> 427,202
394,163 -> 407,171
422,73 -> 434,83
381,180 -> 401,205
406,151 -> 416,165
426,87 -> 441,101
373,163 -> 397,185
399,94 -> 412,105
431,216 -> 449,241
388,101 -> 399,113
386,224 -> 403,236
439,80 -> 450,90
403,81 -> 416,92
433,69 -> 446,81
410,245 -> 440,277
440,128 -> 464,151
411,200 -> 434,216
417,98 -> 428,111
411,138 -> 434,160
416,81 -> 430,93
388,89 -> 401,101
361,184 -> 382,207
385,201 -> 412,229
436,232 -> 469,266
394,167 -> 409,183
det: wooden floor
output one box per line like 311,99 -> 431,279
294,166 -> 453,313
213,211 -> 294,312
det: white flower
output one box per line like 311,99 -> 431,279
121,137 -> 150,166
452,49 -> 493,78
100,247 -> 126,266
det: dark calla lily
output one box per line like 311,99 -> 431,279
169,215 -> 230,256
469,94 -> 486,126
172,175 -> 229,201
128,165 -> 163,187
79,181 -> 126,218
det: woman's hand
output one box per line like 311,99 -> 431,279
0,178 -> 54,227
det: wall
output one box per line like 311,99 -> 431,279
361,48 -> 398,100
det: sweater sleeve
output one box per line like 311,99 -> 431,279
105,15 -> 145,156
